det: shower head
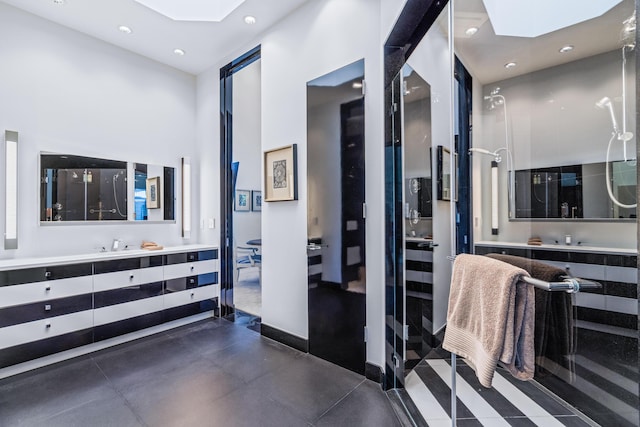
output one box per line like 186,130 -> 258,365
596,97 -> 634,141
595,96 -> 620,134
468,147 -> 502,163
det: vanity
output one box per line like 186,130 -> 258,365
0,245 -> 218,375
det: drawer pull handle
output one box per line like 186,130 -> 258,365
45,286 -> 51,292
45,322 -> 51,329
190,292 -> 195,298
44,304 -> 51,311
130,274 -> 135,280
44,271 -> 52,278
190,265 -> 195,271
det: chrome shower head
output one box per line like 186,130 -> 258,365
596,96 -> 620,134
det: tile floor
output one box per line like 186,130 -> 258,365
0,317 -> 402,427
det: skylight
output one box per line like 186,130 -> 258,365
133,0 -> 246,22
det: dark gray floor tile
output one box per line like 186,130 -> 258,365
163,317 -> 226,339
315,380 -> 402,427
202,383 -> 310,427
177,318 -> 259,356
30,394 -> 143,427
92,333 -> 202,391
121,358 -> 245,424
205,335 -> 306,383
0,358 -> 117,426
250,354 -> 364,423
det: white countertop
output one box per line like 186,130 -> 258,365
0,244 -> 218,271
474,241 -> 636,256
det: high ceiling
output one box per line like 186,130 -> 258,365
454,0 -> 635,84
0,0 -> 311,75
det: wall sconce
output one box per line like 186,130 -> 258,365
491,160 -> 499,235
5,130 -> 18,249
182,157 -> 191,239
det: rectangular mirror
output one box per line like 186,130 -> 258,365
40,153 -> 175,223
514,160 -> 636,220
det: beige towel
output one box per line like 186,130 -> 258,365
442,254 -> 535,387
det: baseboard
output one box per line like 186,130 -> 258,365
261,323 -> 309,353
365,362 -> 384,384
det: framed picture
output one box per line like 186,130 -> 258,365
235,189 -> 251,212
252,190 -> 262,211
264,144 -> 298,202
146,176 -> 161,209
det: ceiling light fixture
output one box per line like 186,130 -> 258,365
118,25 -> 132,34
465,27 -> 479,36
173,48 -> 186,56
504,62 -> 517,69
244,15 -> 256,24
559,45 -> 574,53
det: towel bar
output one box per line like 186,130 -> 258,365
446,254 -> 599,426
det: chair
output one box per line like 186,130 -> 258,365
235,245 -> 261,282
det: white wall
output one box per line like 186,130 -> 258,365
472,50 -> 637,248
0,3 -> 197,260
232,60 -> 262,250
197,0 -> 386,368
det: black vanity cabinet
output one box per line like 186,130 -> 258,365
0,246 -> 218,372
0,263 -> 94,368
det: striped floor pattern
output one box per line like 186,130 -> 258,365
405,359 -> 595,426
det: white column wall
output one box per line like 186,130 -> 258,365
197,0 -> 387,368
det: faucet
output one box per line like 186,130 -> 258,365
111,239 -> 124,251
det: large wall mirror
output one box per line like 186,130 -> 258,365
40,153 -> 176,223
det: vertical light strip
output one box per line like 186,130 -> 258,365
491,160 -> 499,235
5,130 -> 18,249
182,157 -> 191,238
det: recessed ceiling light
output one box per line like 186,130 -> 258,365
173,48 -> 186,56
465,27 -> 479,36
352,82 -> 363,89
118,25 -> 132,34
559,45 -> 574,53
504,62 -> 517,69
244,15 -> 256,24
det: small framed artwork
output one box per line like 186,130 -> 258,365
264,144 -> 298,202
235,189 -> 251,212
252,190 -> 262,211
146,176 -> 161,209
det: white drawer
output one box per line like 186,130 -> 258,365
163,259 -> 217,281
163,284 -> 219,310
93,295 -> 164,326
93,266 -> 164,293
0,276 -> 92,309
1,310 -> 93,349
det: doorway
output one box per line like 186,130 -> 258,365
220,46 -> 262,321
306,59 -> 366,375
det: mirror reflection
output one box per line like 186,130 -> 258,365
402,65 -> 433,235
40,154 -> 175,222
515,160 -> 637,219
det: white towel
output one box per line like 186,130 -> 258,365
442,254 -> 535,387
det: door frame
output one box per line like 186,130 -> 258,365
219,45 -> 261,317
